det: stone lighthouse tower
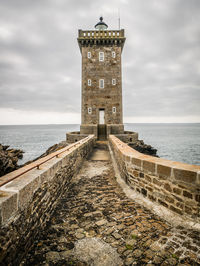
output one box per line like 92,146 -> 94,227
77,17 -> 126,140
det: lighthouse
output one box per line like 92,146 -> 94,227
77,17 -> 126,140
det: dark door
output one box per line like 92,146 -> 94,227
98,125 -> 107,140
98,109 -> 106,140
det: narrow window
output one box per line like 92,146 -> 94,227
99,79 -> 104,88
112,107 -> 116,113
99,52 -> 104,62
88,79 -> 91,86
88,107 -> 92,114
112,51 -> 116,58
112,79 -> 116,85
87,52 -> 91,58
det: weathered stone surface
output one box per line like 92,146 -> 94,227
173,168 -> 197,183
73,238 -> 123,266
157,164 -> 171,178
46,251 -> 61,263
131,157 -> 141,167
0,191 -> 18,224
0,144 -> 24,177
183,190 -> 193,199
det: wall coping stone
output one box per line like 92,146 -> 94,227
109,135 -> 200,182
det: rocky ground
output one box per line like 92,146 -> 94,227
23,141 -> 69,166
128,140 -> 158,157
0,144 -> 23,177
21,143 -> 200,266
0,141 -> 68,177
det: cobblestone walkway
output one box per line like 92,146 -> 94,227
22,144 -> 200,265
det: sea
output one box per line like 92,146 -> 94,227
0,123 -> 199,166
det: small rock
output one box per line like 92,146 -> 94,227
75,232 -> 85,239
104,227 -> 115,235
133,249 -> 143,258
126,239 -> 137,248
96,219 -> 107,226
125,257 -> 135,265
153,255 -> 163,264
161,257 -> 177,265
145,249 -> 154,259
112,232 -> 121,240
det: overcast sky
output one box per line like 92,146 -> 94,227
0,0 -> 200,124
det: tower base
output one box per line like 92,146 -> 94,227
80,124 -> 124,139
66,124 -> 138,143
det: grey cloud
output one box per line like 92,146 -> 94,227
0,0 -> 200,121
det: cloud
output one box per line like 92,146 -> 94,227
0,0 -> 200,124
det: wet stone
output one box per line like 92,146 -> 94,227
132,249 -> 143,258
96,219 -> 107,226
112,232 -> 122,240
153,255 -> 163,264
75,232 -> 85,239
22,147 -> 200,265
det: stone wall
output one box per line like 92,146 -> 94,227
0,135 -> 95,265
80,124 -> 98,136
115,131 -> 138,144
109,135 -> 200,222
107,124 -> 124,135
66,131 -> 89,143
81,45 -> 123,126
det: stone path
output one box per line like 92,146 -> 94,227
22,143 -> 200,265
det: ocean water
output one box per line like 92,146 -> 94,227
0,123 -> 199,165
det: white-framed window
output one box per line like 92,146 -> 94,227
99,79 -> 104,89
112,51 -> 116,58
112,107 -> 116,113
112,79 -> 116,85
99,79 -> 104,88
99,52 -> 104,62
88,79 -> 91,86
87,52 -> 91,58
88,107 -> 92,114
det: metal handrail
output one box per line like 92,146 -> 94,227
0,136 -> 92,188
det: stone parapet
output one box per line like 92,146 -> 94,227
114,130 -> 138,143
0,135 -> 95,265
78,29 -> 126,51
109,135 -> 200,222
66,131 -> 89,143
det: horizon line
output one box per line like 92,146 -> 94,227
0,122 -> 200,126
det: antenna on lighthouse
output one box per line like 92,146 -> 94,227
118,8 -> 120,30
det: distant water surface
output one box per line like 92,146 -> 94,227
0,123 -> 199,165
125,123 -> 200,165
